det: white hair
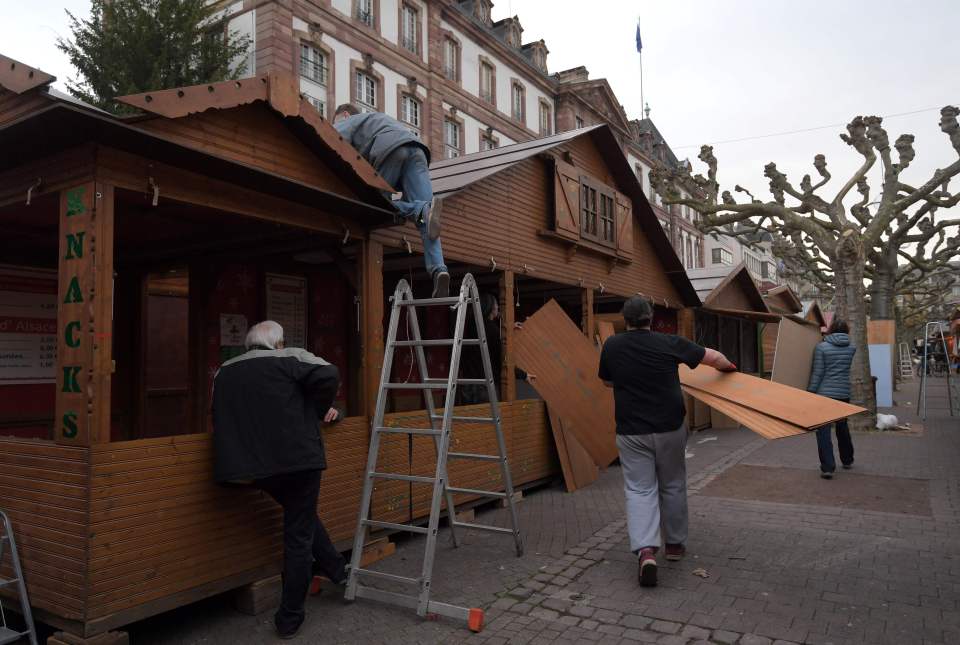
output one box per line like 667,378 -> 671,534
245,320 -> 284,349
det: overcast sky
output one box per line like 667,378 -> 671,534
4,0 -> 959,214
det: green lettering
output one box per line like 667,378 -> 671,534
62,366 -> 81,393
65,320 -> 81,348
65,231 -> 85,259
62,411 -> 79,439
66,187 -> 86,217
64,277 -> 83,304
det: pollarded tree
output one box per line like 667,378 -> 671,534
650,107 -> 960,429
57,0 -> 251,114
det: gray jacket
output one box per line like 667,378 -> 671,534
807,333 -> 856,400
333,112 -> 430,171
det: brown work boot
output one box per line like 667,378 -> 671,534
638,548 -> 657,587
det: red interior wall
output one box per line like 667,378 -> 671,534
652,306 -> 678,335
308,267 -> 350,409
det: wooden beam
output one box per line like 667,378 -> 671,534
500,270 -> 516,402
91,183 -> 115,443
360,239 -> 384,418
581,288 -> 594,338
678,307 -> 695,341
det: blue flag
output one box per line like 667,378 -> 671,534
635,21 -> 642,53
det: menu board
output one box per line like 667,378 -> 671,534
0,266 -> 58,384
265,273 -> 307,349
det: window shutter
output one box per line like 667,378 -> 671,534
614,190 -> 634,261
551,157 -> 580,241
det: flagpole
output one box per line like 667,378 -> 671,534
640,49 -> 644,120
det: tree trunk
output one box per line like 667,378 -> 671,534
868,246 -> 897,320
834,233 -> 877,431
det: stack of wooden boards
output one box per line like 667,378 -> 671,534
516,300 -> 866,491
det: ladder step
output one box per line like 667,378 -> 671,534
393,339 -> 481,347
383,379 -> 487,390
353,568 -> 422,585
447,487 -> 507,498
370,472 -> 436,484
363,519 -> 430,534
451,520 -> 515,535
448,452 -> 501,462
396,296 -> 471,306
0,627 -> 29,645
430,415 -> 496,424
375,426 -> 442,436
425,378 -> 487,385
0,577 -> 20,587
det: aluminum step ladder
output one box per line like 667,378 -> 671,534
918,321 -> 958,419
0,510 -> 38,645
344,274 -> 523,632
898,342 -> 914,380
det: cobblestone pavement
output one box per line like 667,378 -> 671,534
130,380 -> 958,645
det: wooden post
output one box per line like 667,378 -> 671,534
581,288 -> 594,338
500,270 -> 516,402
360,239 -> 384,418
678,307 -> 695,341
55,182 -> 114,444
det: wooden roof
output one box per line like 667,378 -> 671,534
428,124 -> 700,307
0,58 -> 396,227
689,263 -> 770,313
763,284 -> 804,314
0,53 -> 55,94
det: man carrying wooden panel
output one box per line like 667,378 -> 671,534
598,296 -> 736,587
333,104 -> 449,297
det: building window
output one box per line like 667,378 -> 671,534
480,132 -> 498,151
400,3 -> 418,53
356,0 -> 375,27
443,37 -> 460,81
355,71 -> 377,111
479,61 -> 494,104
580,178 -> 616,245
712,248 -> 733,265
686,237 -> 694,269
304,94 -> 325,117
575,115 -> 584,129
444,118 -> 461,159
399,94 -> 421,133
300,44 -> 327,85
538,100 -> 551,136
511,82 -> 525,122
475,0 -> 491,25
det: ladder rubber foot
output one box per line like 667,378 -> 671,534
468,608 -> 485,632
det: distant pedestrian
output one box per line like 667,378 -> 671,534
807,318 -> 856,479
598,296 -> 736,587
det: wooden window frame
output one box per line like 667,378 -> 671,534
479,129 -> 500,151
297,39 -> 335,119
538,98 -> 552,136
510,79 -> 526,124
398,1 -> 423,58
478,55 -> 496,106
443,113 -> 465,159
397,90 -> 422,135
575,115 -> 584,129
352,0 -> 381,34
579,175 -> 616,248
349,60 -> 385,113
441,31 -> 462,84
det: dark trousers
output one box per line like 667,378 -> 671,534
815,398 -> 854,473
255,469 -> 346,631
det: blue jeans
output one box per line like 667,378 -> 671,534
815,398 -> 854,473
377,144 -> 446,276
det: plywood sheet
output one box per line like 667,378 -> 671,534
683,386 -> 807,439
771,318 -> 822,390
678,365 -> 865,429
515,299 -> 618,467
868,319 -> 896,345
597,321 -> 615,345
546,405 -> 575,492
547,405 -> 599,492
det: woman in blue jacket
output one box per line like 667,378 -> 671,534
807,319 -> 857,479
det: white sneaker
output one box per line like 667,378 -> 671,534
423,197 -> 442,241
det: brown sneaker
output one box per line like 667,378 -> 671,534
665,543 -> 685,561
638,548 -> 657,587
432,270 -> 450,298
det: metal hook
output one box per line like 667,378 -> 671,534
401,236 -> 413,254
342,225 -> 350,245
26,178 -> 41,206
148,177 -> 159,206
490,257 -> 497,272
599,283 -> 606,294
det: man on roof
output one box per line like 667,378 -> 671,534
333,104 -> 449,297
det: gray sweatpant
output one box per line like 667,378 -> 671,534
616,424 -> 688,553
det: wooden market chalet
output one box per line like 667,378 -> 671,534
0,55 -> 817,641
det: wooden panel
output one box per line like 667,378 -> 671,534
868,319 -> 896,345
614,190 -> 634,262
678,365 -> 866,429
515,299 -> 617,467
682,387 -> 807,440
373,137 -> 683,306
509,400 -> 557,486
761,322 -> 778,373
0,438 -> 89,621
552,157 -> 580,241
547,405 -> 598,492
771,318 -> 822,390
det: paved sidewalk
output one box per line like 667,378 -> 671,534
129,379 -> 958,645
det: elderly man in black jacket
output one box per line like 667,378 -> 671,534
213,320 -> 346,639
333,103 -> 449,297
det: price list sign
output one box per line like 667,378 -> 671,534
265,273 -> 307,349
0,266 -> 58,384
